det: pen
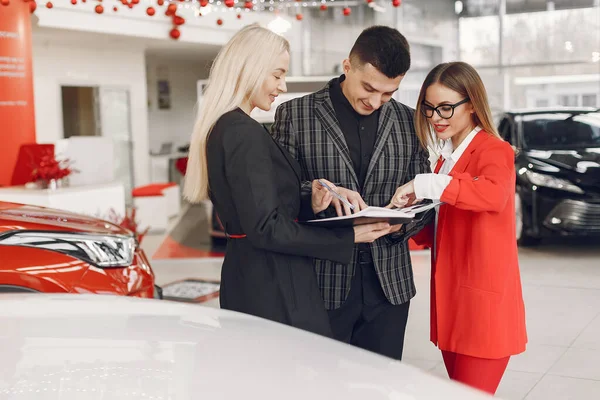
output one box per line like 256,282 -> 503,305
318,179 -> 356,210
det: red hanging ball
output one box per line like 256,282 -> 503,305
132,0 -> 139,3
1,0 -> 10,6
70,0 -> 77,4
392,0 -> 401,7
146,6 -> 155,15
128,3 -> 132,7
295,13 -> 303,21
167,3 -> 176,11
217,18 -> 223,26
200,0 -> 208,6
95,4 -> 103,12
343,7 -> 351,16
224,0 -> 234,7
173,15 -> 185,25
121,0 -> 127,4
45,1 -> 52,8
169,28 -> 181,40
29,0 -> 36,12
366,0 -> 373,3
244,1 -> 252,9
113,5 -> 118,10
157,0 -> 164,5
319,4 -> 327,10
236,13 -> 241,19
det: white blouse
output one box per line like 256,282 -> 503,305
413,126 -> 482,259
414,126 -> 482,200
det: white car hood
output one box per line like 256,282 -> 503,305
0,294 -> 492,400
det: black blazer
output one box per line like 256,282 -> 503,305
206,108 -> 354,336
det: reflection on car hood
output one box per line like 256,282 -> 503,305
525,148 -> 600,190
0,294 -> 491,400
0,202 -> 130,236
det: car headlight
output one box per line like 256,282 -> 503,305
524,170 -> 584,194
0,232 -> 136,268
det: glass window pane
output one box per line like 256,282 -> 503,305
558,95 -> 579,107
522,112 -> 600,149
502,8 -> 600,65
459,16 -> 500,66
582,94 -> 598,107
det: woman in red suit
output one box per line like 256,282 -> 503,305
390,62 -> 527,395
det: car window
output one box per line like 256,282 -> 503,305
522,112 -> 600,149
498,117 -> 513,145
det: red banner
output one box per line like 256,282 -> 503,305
0,1 -> 36,186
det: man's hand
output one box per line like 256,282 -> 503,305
311,179 -> 334,214
332,186 -> 368,216
388,224 -> 403,234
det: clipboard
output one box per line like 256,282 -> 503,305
304,200 -> 440,228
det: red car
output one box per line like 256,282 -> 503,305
0,201 -> 159,298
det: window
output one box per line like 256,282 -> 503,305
498,117 -> 514,144
558,95 -> 578,107
582,94 -> 597,108
522,112 -> 600,149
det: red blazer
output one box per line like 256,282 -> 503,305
414,131 -> 527,359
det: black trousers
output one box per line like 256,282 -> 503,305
327,247 -> 410,360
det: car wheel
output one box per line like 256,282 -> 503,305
0,285 -> 38,293
515,192 -> 540,247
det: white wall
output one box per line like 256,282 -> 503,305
145,56 -> 212,153
32,40 -> 151,187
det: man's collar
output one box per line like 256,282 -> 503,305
330,74 -> 360,117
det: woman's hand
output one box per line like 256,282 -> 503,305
353,222 -> 401,243
388,180 -> 418,208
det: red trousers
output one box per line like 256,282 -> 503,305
442,351 -> 510,395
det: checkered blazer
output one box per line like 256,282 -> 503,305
271,79 -> 433,310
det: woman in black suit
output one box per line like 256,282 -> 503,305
183,24 -> 395,337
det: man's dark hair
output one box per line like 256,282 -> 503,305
349,26 -> 411,78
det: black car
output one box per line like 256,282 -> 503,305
497,108 -> 600,245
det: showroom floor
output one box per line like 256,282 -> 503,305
142,222 -> 600,400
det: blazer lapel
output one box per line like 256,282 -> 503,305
264,126 -> 301,183
314,93 -> 359,186
364,103 -> 396,185
449,131 -> 488,175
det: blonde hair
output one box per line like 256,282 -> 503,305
183,24 -> 290,202
415,62 -> 501,151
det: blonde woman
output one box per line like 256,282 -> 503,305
184,24 -> 396,336
389,62 -> 527,394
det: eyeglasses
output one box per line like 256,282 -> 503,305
420,98 -> 470,119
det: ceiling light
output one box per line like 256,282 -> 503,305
454,0 -> 463,14
368,2 -> 385,12
565,41 -> 574,52
268,16 -> 291,35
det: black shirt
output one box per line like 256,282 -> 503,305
329,75 -> 380,190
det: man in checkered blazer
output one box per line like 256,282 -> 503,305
271,26 -> 433,360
